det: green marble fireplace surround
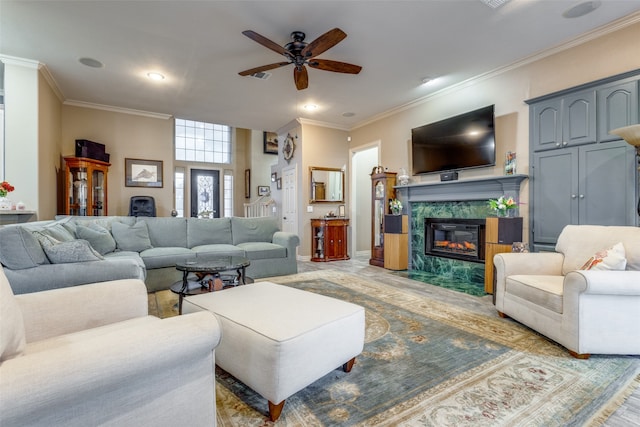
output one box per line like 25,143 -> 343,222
395,175 -> 527,295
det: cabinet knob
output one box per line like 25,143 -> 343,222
556,142 -> 561,147
579,194 -> 584,199
571,194 -> 577,199
562,141 -> 568,146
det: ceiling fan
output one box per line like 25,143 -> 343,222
238,28 -> 362,90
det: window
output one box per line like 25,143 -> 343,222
174,167 -> 185,217
223,170 -> 233,217
175,119 -> 231,164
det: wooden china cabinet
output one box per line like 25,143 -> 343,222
370,171 -> 396,267
61,156 -> 110,216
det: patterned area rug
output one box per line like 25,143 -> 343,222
150,270 -> 640,426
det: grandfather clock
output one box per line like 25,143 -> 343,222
370,171 -> 396,267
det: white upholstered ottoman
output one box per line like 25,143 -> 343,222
182,281 -> 365,421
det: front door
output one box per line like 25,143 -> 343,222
190,169 -> 220,218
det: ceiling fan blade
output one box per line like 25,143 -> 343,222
308,59 -> 362,74
239,62 -> 291,76
294,66 -> 309,90
242,30 -> 290,57
301,28 -> 347,58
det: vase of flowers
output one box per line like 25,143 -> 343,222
488,195 -> 517,217
389,198 -> 403,215
0,181 -> 15,210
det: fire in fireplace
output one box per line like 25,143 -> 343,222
425,218 -> 486,263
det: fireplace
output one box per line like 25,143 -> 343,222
425,218 -> 485,263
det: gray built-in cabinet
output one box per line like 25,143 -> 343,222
527,70 -> 639,252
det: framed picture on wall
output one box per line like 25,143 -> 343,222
258,186 -> 270,196
264,132 -> 278,154
276,177 -> 282,190
125,158 -> 163,188
245,169 -> 250,198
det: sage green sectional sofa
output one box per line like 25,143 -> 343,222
0,215 -> 299,294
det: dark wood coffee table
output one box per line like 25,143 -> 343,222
170,256 -> 251,313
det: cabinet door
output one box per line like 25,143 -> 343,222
532,148 -> 578,245
325,222 -> 347,259
578,141 -> 637,226
531,98 -> 562,152
562,89 -> 596,147
597,80 -> 639,143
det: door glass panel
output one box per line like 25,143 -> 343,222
70,167 -> 88,216
190,169 -> 220,218
92,170 -> 105,216
197,175 -> 214,218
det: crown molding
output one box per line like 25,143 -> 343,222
63,100 -> 173,120
0,55 -> 39,69
351,10 -> 640,131
298,117 -> 349,131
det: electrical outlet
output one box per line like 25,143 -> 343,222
307,205 -> 313,213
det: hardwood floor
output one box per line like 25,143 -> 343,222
296,255 -> 640,426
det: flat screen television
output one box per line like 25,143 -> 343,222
411,105 -> 496,175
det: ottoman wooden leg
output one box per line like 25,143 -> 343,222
343,357 -> 356,372
268,400 -> 285,422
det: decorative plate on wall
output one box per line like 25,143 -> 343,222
283,134 -> 295,163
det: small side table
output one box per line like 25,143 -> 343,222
383,214 -> 408,270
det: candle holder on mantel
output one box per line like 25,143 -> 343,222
610,124 -> 640,217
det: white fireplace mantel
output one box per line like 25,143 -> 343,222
395,174 -> 528,203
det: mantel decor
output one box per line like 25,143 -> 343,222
125,158 -> 163,188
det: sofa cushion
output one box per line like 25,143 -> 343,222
236,242 -> 286,261
556,225 -> 640,275
0,227 -> 48,270
580,242 -> 627,271
39,222 -> 76,242
140,218 -> 188,248
42,239 -> 105,264
187,218 -> 233,247
111,222 -> 153,252
139,247 -> 195,269
231,217 -> 279,245
0,267 -> 26,362
191,244 -> 245,258
76,223 -> 117,255
506,275 -> 565,314
65,216 -> 136,232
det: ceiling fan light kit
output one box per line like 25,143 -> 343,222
239,28 -> 362,90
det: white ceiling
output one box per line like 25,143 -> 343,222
1,0 -> 640,131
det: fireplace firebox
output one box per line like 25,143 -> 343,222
425,218 -> 485,263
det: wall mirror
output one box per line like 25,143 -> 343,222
309,167 -> 345,203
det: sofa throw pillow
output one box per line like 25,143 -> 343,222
76,223 -> 117,255
0,267 -> 26,362
580,242 -> 627,271
0,227 -> 48,270
41,222 -> 76,242
111,221 -> 153,252
43,239 -> 105,264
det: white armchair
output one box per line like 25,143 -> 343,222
494,225 -> 640,359
0,266 -> 221,427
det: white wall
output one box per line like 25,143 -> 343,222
2,58 -> 40,214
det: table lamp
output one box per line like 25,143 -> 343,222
610,124 -> 640,217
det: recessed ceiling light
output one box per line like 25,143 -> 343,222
342,112 -> 356,117
147,72 -> 165,81
78,57 -> 104,68
303,104 -> 318,111
563,1 -> 601,18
